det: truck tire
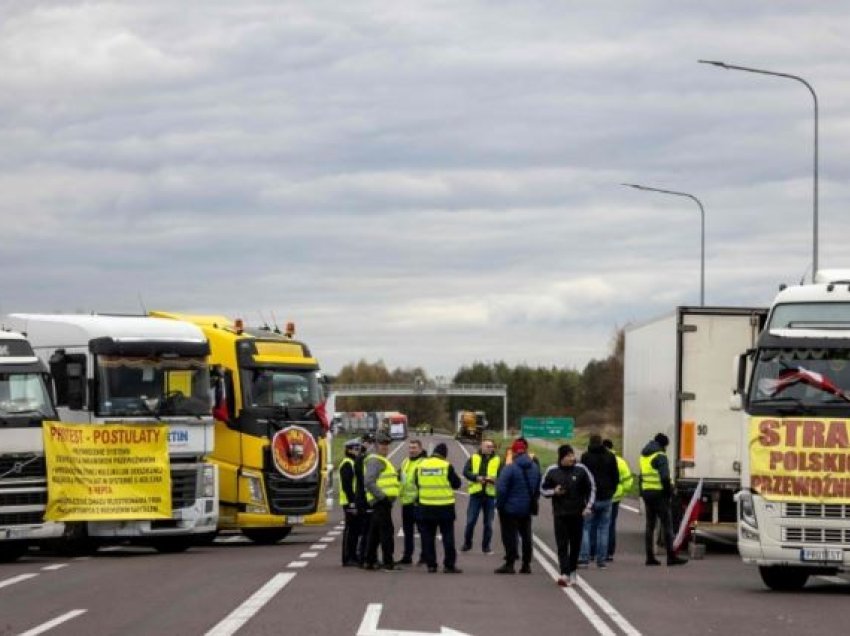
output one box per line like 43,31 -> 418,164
55,523 -> 98,557
759,566 -> 809,591
241,527 -> 292,545
151,537 -> 194,554
0,541 -> 28,563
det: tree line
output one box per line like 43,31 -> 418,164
332,330 -> 624,435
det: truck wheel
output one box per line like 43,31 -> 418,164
151,537 -> 194,554
55,524 -> 98,557
759,566 -> 809,591
241,527 -> 292,545
0,541 -> 28,563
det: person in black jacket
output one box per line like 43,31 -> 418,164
578,433 -> 620,568
541,444 -> 595,586
339,438 -> 364,566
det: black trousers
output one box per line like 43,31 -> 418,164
553,514 -> 584,575
498,511 -> 532,566
364,500 -> 395,566
642,491 -> 675,559
401,504 -> 422,560
419,515 -> 456,569
342,508 -> 364,564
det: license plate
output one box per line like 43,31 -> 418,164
287,516 -> 304,524
801,548 -> 843,563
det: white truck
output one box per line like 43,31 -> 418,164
6,314 -> 218,553
624,306 -> 767,540
733,270 -> 850,590
0,330 -> 64,562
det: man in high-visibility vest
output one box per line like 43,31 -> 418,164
414,442 -> 463,573
398,439 -> 428,565
339,438 -> 364,566
640,433 -> 686,566
461,438 -> 500,554
363,433 -> 401,571
603,438 -> 633,562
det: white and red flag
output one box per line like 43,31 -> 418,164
758,366 -> 850,401
673,478 -> 703,552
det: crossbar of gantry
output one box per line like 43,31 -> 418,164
329,384 -> 509,437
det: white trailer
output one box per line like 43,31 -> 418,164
0,331 -> 64,561
623,306 -> 766,535
6,314 -> 218,553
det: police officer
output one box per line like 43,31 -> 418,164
415,442 -> 462,573
461,438 -> 500,554
398,439 -> 428,565
640,433 -> 686,566
363,432 -> 401,571
338,438 -> 363,566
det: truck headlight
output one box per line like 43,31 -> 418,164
737,490 -> 758,529
246,475 -> 264,504
202,465 -> 216,498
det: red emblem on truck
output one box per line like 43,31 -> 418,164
271,426 -> 319,480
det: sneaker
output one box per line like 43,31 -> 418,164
397,557 -> 413,565
416,558 -> 427,567
460,544 -> 472,552
645,558 -> 661,566
568,572 -> 578,585
577,560 -> 589,569
606,556 -> 614,562
557,575 -> 569,587
483,549 -> 495,555
519,564 -> 531,574
361,563 -> 378,570
596,562 -> 607,569
494,564 -> 515,574
381,563 -> 398,572
342,560 -> 360,567
427,565 -> 438,573
443,566 -> 463,574
667,556 -> 687,566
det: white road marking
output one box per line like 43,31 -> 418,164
388,442 -> 406,461
0,573 -> 38,590
204,572 -> 296,636
99,546 -> 124,552
287,561 -> 309,568
533,534 -> 641,636
328,530 -> 342,536
319,536 -> 335,543
299,552 -> 319,558
216,535 -> 249,544
310,544 -> 328,550
357,602 -> 470,636
619,503 -> 640,514
818,575 -> 847,585
41,564 -> 69,571
72,556 -> 91,562
18,609 -> 87,636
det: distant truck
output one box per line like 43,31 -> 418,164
623,306 -> 767,539
733,271 -> 850,590
0,331 -> 64,562
382,412 -> 408,440
455,410 -> 488,443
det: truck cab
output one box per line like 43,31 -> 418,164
151,313 -> 329,544
733,271 -> 850,589
0,330 -> 63,562
6,314 -> 218,553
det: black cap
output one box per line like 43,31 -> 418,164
433,442 -> 448,458
654,433 -> 670,448
602,439 -> 614,450
557,444 -> 574,460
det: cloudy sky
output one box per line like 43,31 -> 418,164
2,1 -> 849,377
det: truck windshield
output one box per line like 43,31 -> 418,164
769,302 -> 850,330
96,356 -> 211,417
242,368 -> 322,410
750,348 -> 850,411
0,373 -> 56,420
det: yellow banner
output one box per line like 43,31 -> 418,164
43,422 -> 172,521
749,417 -> 850,503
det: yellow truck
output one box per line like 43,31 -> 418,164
152,313 -> 329,543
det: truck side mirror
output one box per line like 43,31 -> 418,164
730,351 -> 750,412
66,359 -> 87,410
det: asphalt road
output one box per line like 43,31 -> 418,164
2,434 -> 850,636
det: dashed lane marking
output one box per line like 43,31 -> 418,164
310,544 -> 328,550
287,561 -> 309,568
620,503 -> 640,514
18,609 -> 87,636
319,537 -> 335,543
0,573 -> 38,590
204,572 -> 296,636
41,564 -> 69,572
299,552 -> 319,558
328,530 -> 342,536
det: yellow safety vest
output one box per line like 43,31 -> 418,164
338,456 -> 357,506
639,451 -> 665,492
415,457 -> 455,507
400,456 -> 425,505
468,454 -> 500,497
613,454 -> 634,502
366,454 -> 401,503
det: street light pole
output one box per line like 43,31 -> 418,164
699,59 -> 819,281
623,183 -> 706,306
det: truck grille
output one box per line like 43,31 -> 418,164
784,503 -> 850,519
0,456 -> 46,480
0,511 -> 44,525
0,490 -> 47,507
170,468 -> 198,510
783,527 -> 850,544
264,471 -> 320,515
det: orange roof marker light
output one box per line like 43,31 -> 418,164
285,322 -> 295,338
234,318 -> 244,335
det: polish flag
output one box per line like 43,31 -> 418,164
313,400 -> 330,432
673,478 -> 703,552
759,366 -> 850,401
212,378 -> 229,423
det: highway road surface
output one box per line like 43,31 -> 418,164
2,434 -> 850,636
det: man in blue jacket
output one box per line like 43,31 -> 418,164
494,439 -> 541,574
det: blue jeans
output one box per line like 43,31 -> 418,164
463,494 -> 495,551
608,501 -> 620,558
579,499 -> 612,565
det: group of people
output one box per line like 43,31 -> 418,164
337,430 -> 686,586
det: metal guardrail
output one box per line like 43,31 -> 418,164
329,383 -> 507,397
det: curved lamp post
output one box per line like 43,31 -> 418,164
699,59 -> 819,281
623,183 -> 706,306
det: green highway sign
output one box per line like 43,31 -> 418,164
520,416 -> 574,439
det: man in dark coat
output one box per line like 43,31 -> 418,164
494,439 -> 541,574
578,433 -> 619,568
